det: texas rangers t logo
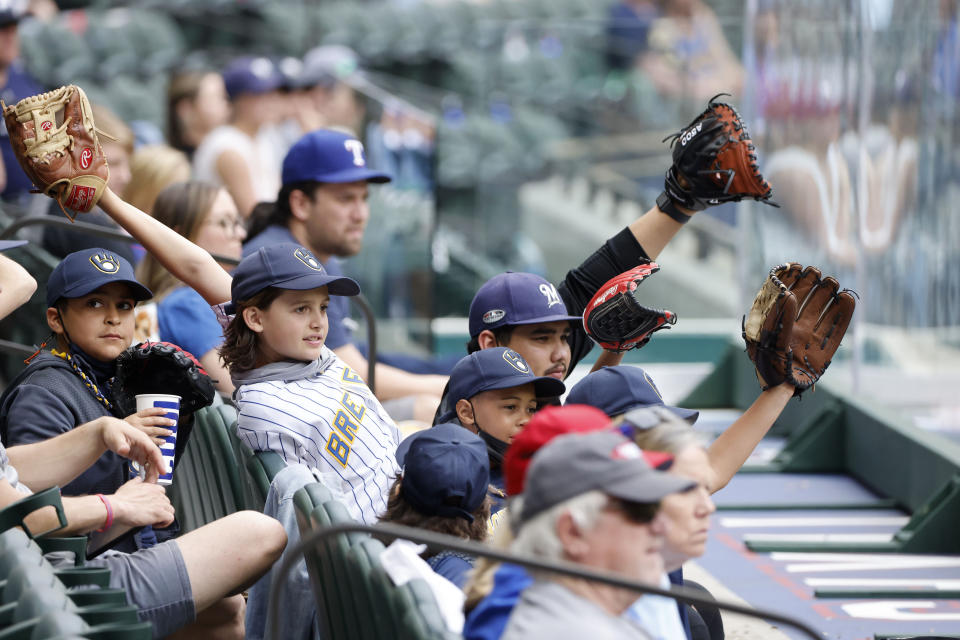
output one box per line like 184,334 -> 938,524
344,139 -> 366,166
539,283 -> 562,308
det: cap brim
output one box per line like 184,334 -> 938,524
473,374 -> 565,400
274,273 -> 361,297
315,166 -> 392,184
0,240 -> 26,252
495,312 -> 581,329
61,277 -> 153,303
605,468 -> 696,503
621,402 -> 698,425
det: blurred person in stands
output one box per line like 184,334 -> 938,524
246,128 -> 448,423
502,429 -> 694,639
136,182 -> 244,393
638,0 -> 744,102
193,56 -> 282,219
0,0 -> 41,202
41,104 -> 138,264
380,423 -> 493,588
0,241 -> 286,639
123,144 -> 191,214
166,69 -> 230,160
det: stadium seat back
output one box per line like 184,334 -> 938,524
345,538 -> 389,640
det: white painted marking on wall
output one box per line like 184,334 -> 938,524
720,516 -> 908,528
842,601 -> 960,621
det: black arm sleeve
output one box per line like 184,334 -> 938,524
558,227 -> 652,374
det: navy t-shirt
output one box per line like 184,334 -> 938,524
243,225 -> 354,349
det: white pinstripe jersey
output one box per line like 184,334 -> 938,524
234,353 -> 401,524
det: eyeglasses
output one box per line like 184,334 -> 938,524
205,217 -> 245,233
608,497 -> 659,525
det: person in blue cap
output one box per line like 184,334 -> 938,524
435,347 -> 565,530
0,249 -> 176,516
193,55 -> 283,218
566,365 -> 795,640
381,423 -> 492,588
244,127 -> 448,423
0,242 -> 287,639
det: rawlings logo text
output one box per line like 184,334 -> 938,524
66,185 -> 96,212
593,284 -> 619,306
680,122 -> 702,146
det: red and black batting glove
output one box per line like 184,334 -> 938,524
583,264 -> 677,353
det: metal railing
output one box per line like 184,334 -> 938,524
0,216 -> 378,391
268,521 -> 823,640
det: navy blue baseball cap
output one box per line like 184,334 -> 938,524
468,272 -> 580,338
222,56 -> 282,99
46,249 -> 152,308
448,348 -> 566,408
397,423 -> 490,522
0,240 -> 26,252
566,366 -> 699,423
229,243 -> 359,309
282,129 -> 391,186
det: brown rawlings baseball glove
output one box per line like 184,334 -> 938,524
658,94 -> 777,221
743,263 -> 857,395
2,85 -> 109,221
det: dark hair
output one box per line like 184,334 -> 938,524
379,477 -> 491,550
466,325 -> 516,354
245,180 -> 323,240
218,287 -> 286,373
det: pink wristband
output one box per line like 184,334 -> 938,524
96,494 -> 113,532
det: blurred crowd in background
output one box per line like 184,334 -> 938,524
0,0 -> 958,418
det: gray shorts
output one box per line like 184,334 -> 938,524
89,540 -> 195,638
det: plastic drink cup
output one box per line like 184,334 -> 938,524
135,393 -> 180,485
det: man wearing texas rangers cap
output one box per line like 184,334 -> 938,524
245,128 -> 447,423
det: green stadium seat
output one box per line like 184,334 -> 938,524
398,579 -> 460,640
168,404 -> 247,532
0,488 -> 66,539
346,538 -> 393,640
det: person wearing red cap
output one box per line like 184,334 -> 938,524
502,430 -> 694,639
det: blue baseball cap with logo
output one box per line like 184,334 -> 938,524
566,366 -> 699,423
46,248 -> 152,307
282,129 -> 391,186
448,347 -> 566,409
222,56 -> 282,99
468,272 -> 581,338
396,423 -> 490,522
228,243 -> 360,310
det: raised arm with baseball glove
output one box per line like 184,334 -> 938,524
743,263 -> 856,395
2,84 -> 109,220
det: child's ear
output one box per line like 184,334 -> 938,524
242,306 -> 265,333
455,398 -> 477,432
46,307 -> 64,334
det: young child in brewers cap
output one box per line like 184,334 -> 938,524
381,423 -> 492,588
434,347 -> 565,530
0,249 -> 175,528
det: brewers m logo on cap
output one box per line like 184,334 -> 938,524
502,349 -> 529,373
89,252 -> 120,274
294,248 -> 324,272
